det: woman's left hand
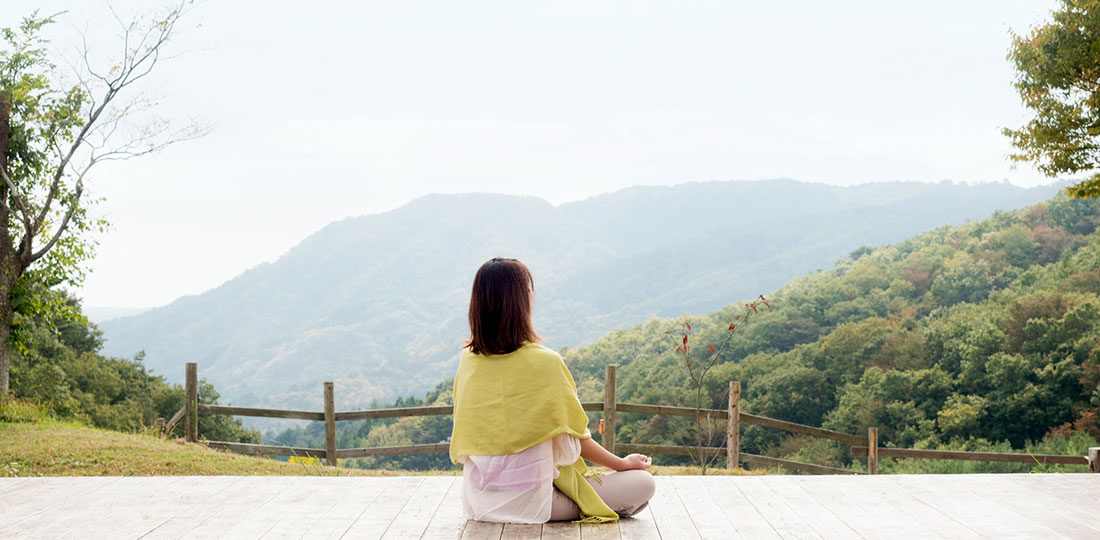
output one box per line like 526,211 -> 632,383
619,453 -> 652,470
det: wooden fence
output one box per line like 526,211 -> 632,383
172,363 -> 1100,474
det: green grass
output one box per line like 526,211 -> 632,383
0,418 -> 459,477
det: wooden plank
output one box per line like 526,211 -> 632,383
618,443 -> 722,458
186,362 -> 198,441
995,474 -> 1100,535
178,476 -> 300,539
336,405 -> 453,421
647,476 -> 701,540
0,477 -> 107,527
418,475 -> 466,539
0,478 -> 27,490
541,521 -> 580,540
604,365 -> 617,454
850,446 -> 1088,465
740,412 -> 865,446
616,505 -> 661,540
669,476 -> 741,540
962,474 -> 1100,538
258,477 -> 366,540
299,477 -> 394,540
500,523 -> 542,540
739,452 -> 858,475
616,403 -> 727,419
337,443 -> 450,459
581,402 -> 603,412
727,381 -> 740,470
460,520 -> 504,540
140,476 -> 257,540
613,404 -> 864,445
324,381 -> 337,466
341,476 -> 427,539
198,403 -> 325,421
729,476 -> 823,539
164,405 -> 187,435
618,444 -> 854,475
891,474 -> 1059,539
216,477 -> 333,540
207,440 -> 327,458
12,476 -> 178,540
381,476 -> 456,539
111,476 -> 240,540
582,521 -> 621,540
867,428 -> 878,475
824,475 -> 980,540
698,477 -> 779,540
752,476 -> 861,540
794,475 -> 948,540
1013,473 -> 1100,506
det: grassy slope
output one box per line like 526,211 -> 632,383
0,419 -> 446,477
0,419 -> 758,477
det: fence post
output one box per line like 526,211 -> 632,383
604,365 -> 616,454
868,427 -> 878,475
727,381 -> 741,470
324,381 -> 337,467
1089,447 -> 1099,473
185,362 -> 198,443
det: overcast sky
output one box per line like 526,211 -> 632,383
2,0 -> 1062,309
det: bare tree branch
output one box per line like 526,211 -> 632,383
29,163 -> 90,264
0,167 -> 33,239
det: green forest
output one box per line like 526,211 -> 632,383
3,293 -> 259,445
272,193 -> 1100,473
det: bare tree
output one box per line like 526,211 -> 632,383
667,296 -> 769,474
0,2 -> 205,397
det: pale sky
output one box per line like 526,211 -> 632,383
1,0 -> 1062,309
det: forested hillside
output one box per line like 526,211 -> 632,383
5,291 -> 258,445
287,193 -> 1100,472
99,180 -> 1062,410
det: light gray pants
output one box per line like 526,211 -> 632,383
549,470 -> 656,521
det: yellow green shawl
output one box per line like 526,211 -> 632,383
451,343 -> 618,523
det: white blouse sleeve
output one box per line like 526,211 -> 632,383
550,434 -> 582,477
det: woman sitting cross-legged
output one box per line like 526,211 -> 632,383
450,257 -> 656,523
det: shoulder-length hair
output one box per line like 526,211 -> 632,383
464,257 -> 541,355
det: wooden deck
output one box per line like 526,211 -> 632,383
1,474 -> 1098,539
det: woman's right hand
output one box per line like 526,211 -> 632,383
619,453 -> 652,471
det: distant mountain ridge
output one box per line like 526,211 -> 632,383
98,179 -> 1064,410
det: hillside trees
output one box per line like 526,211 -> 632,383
10,289 -> 258,443
1005,0 -> 1100,199
0,4 -> 201,398
265,194 -> 1100,472
564,194 -> 1100,470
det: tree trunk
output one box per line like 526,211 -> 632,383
0,91 -> 14,399
0,286 -> 13,399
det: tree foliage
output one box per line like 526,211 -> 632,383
1004,0 -> 1100,199
8,285 -> 257,443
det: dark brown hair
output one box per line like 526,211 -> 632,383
464,257 -> 541,355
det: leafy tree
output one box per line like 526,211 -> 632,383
0,4 -> 202,397
1004,0 -> 1100,199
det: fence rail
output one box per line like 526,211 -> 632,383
178,362 -> 1100,474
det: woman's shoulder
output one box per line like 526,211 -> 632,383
516,342 -> 564,362
460,343 -> 563,367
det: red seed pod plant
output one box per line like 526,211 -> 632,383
663,294 -> 771,475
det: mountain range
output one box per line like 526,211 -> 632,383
98,179 -> 1064,410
